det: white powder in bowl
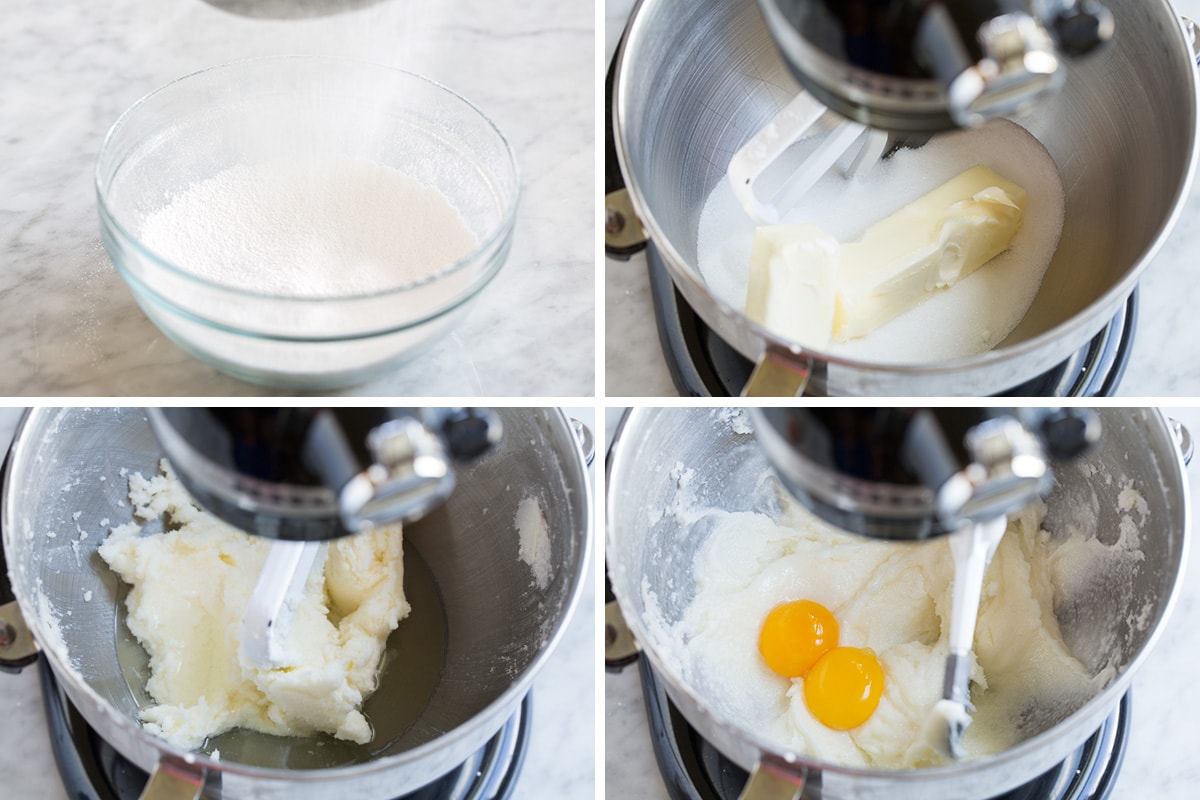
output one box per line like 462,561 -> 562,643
139,154 -> 477,298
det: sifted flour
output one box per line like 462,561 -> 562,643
139,154 -> 478,298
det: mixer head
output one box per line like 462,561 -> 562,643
749,407 -> 1100,540
758,0 -> 1114,132
147,408 -> 502,541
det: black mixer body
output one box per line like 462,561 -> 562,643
147,408 -> 501,541
749,407 -> 1099,541
759,0 -> 1114,131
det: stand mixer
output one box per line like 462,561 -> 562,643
731,0 -> 1115,229
607,406 -> 1190,799
610,0 -> 1117,249
2,407 -> 593,799
607,0 -> 1199,398
749,407 -> 1100,760
145,407 -> 502,668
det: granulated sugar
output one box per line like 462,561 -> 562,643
697,119 -> 1065,364
139,154 -> 477,298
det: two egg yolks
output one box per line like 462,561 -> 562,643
758,600 -> 884,730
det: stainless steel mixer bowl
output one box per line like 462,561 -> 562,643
1,407 -> 591,799
613,0 -> 1200,396
606,407 -> 1190,799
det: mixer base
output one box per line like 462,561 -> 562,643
647,245 -> 1135,398
637,658 -> 1128,800
37,658 -> 532,800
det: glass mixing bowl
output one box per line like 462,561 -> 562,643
96,56 -> 519,390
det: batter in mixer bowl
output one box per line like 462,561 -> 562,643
98,461 -> 410,750
661,487 -> 1139,768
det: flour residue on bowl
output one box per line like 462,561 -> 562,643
1041,467 -> 1154,677
713,407 -> 754,435
33,584 -> 74,670
697,119 -> 1065,363
139,154 -> 478,297
515,496 -> 552,590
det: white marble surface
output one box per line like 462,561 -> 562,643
605,0 -> 1200,397
0,0 -> 593,397
604,406 -> 1200,799
0,406 -> 597,798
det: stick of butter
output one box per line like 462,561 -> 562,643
744,224 -> 841,349
832,165 -> 1026,341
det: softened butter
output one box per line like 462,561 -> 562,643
833,166 -> 1025,340
744,224 -> 840,348
743,166 -> 1026,347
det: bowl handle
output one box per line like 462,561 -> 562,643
1169,417 -> 1195,465
739,757 -> 814,800
604,569 -> 639,672
742,347 -> 813,397
605,31 -> 649,260
1181,17 -> 1200,67
0,599 -> 39,674
140,758 -> 210,800
569,418 -> 595,467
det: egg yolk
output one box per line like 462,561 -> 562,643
803,646 -> 885,731
758,599 -> 839,678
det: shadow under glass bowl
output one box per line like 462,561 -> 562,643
96,55 -> 520,391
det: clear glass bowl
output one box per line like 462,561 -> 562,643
96,56 -> 519,390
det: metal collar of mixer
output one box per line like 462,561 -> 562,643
756,0 -> 1113,133
747,408 -> 1099,540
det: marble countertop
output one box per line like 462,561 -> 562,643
0,406 -> 597,799
0,0 -> 593,397
604,406 -> 1200,799
605,0 -> 1200,397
